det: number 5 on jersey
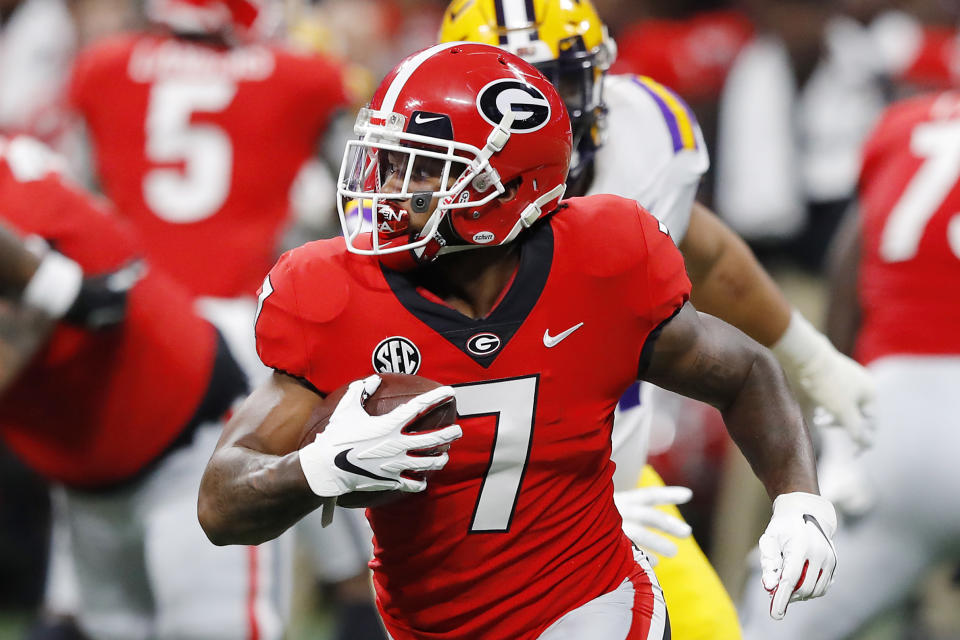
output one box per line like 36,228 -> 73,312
143,80 -> 236,223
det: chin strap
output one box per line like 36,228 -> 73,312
469,111 -> 515,193
501,183 -> 567,243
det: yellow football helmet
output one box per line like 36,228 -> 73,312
439,0 -> 616,182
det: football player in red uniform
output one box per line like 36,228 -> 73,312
65,5 -> 385,637
740,90 -> 960,639
0,135 -> 289,640
66,0 -> 350,379
198,44 -> 838,639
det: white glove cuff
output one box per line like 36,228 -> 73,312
22,250 -> 83,319
771,309 -> 830,371
772,492 -> 838,538
298,437 -> 337,498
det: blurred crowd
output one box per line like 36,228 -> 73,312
5,0 -> 960,259
1,0 -> 959,637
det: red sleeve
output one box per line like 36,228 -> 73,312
0,138 -> 138,272
254,250 -> 312,380
42,180 -> 137,272
635,203 -> 691,326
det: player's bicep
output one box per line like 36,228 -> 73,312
641,301 -> 758,410
218,371 -> 323,456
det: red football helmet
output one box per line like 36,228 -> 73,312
146,0 -> 280,42
336,42 -> 572,268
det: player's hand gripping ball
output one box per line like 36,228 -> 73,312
299,373 -> 459,508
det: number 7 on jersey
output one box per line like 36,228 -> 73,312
455,375 -> 539,533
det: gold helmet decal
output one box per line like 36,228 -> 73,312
440,0 -> 615,184
440,0 -> 613,67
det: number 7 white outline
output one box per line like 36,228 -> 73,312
454,374 -> 540,533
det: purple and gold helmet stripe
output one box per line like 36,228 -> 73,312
631,75 -> 699,153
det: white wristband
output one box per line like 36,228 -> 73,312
770,309 -> 828,370
22,251 -> 83,319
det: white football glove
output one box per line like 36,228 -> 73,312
759,492 -> 838,620
772,310 -> 876,449
299,374 -> 462,497
614,485 -> 693,565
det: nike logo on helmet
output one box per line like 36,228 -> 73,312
414,113 -> 444,124
543,322 -> 584,348
334,449 -> 393,482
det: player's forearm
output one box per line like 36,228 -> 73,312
644,306 -> 817,498
198,446 -> 324,546
0,302 -> 55,393
681,202 -> 792,347
721,347 -> 819,499
0,223 -> 41,296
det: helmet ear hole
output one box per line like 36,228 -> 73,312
499,177 -> 522,202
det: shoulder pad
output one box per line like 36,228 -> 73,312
272,240 -> 352,324
550,195 -> 650,278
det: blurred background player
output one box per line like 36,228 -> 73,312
65,0 -> 349,379
62,2 -> 388,639
739,89 -> 960,639
0,134 -> 289,639
439,1 -> 874,637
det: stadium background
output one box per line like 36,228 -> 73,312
0,0 -> 958,638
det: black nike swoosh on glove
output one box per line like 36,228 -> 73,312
803,514 -> 829,542
334,449 -> 394,482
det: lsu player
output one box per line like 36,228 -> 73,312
0,135 -> 289,640
440,0 -> 875,635
740,90 -> 960,638
198,42 -> 838,639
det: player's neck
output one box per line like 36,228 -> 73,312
416,244 -> 521,319
564,161 -> 595,199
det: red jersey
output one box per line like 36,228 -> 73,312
611,10 -> 754,102
857,92 -> 960,364
0,135 -> 217,488
255,194 -> 690,639
68,32 -> 348,298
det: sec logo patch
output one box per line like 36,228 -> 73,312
372,336 -> 421,374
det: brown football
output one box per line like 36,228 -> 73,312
299,373 -> 457,508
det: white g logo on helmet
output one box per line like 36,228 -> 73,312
476,79 -> 551,132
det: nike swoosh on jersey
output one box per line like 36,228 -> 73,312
334,449 -> 393,482
414,114 -> 444,124
543,322 -> 584,347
